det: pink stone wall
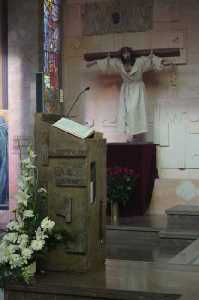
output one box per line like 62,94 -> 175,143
0,0 -> 39,224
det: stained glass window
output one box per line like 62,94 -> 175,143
43,0 -> 62,112
0,0 -> 8,209
0,114 -> 8,208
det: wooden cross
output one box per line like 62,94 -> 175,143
84,47 -> 180,61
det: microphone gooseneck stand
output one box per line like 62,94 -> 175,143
66,87 -> 90,118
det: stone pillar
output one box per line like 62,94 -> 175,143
6,0 -> 40,221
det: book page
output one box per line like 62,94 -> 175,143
52,117 -> 94,139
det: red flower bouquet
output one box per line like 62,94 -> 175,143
107,167 -> 139,207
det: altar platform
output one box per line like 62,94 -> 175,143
2,212 -> 199,299
4,258 -> 199,300
3,259 -> 184,300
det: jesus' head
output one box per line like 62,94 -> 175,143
120,47 -> 135,66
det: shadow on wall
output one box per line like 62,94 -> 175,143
82,74 -> 122,141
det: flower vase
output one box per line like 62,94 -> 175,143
111,202 -> 119,225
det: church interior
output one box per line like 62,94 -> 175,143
1,0 -> 199,299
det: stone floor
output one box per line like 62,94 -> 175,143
105,259 -> 199,300
105,213 -> 199,299
4,259 -> 199,299
2,214 -> 199,299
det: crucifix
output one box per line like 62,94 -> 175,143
84,46 -> 181,141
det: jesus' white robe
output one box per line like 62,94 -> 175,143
97,55 -> 163,135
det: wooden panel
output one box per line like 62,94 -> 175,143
5,291 -> 24,300
49,127 -> 88,158
52,159 -> 87,187
48,185 -> 88,254
56,197 -> 72,223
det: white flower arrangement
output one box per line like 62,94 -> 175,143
0,146 -> 56,284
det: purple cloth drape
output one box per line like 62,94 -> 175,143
107,143 -> 158,216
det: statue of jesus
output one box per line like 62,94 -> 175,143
87,47 -> 168,142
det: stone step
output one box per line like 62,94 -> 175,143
159,230 -> 199,258
166,205 -> 199,231
3,284 -> 181,300
169,238 -> 199,265
106,218 -> 199,262
106,225 -> 160,261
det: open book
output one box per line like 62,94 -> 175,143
52,117 -> 95,139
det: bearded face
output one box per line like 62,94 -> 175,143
120,47 -> 135,65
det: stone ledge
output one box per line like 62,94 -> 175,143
159,230 -> 199,240
166,205 -> 199,216
106,225 -> 160,233
2,273 -> 181,300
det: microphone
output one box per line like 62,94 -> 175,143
66,86 -> 90,117
84,86 -> 90,91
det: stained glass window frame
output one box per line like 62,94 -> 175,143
0,0 -> 8,210
41,0 -> 62,113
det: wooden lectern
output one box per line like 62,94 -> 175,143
35,113 -> 106,272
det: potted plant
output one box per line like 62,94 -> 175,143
107,167 -> 139,224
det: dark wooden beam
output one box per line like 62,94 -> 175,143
84,48 -> 180,61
